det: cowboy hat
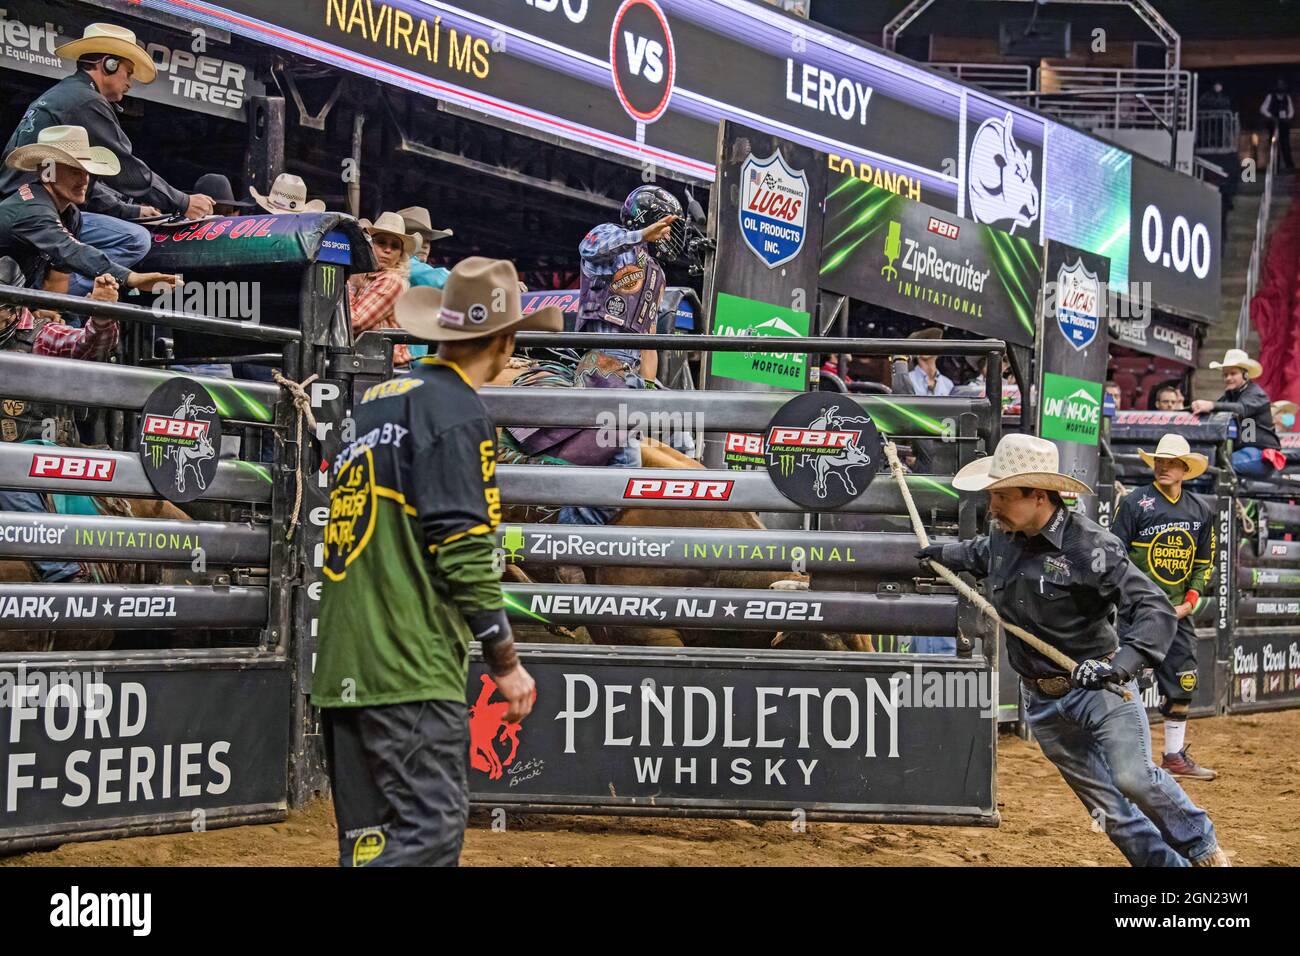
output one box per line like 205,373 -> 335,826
397,205 -> 453,243
248,173 -> 325,214
1270,399 -> 1298,418
364,211 -> 417,255
1208,348 -> 1263,379
194,173 -> 254,209
908,326 -> 944,340
4,125 -> 120,177
395,257 -> 562,342
953,433 -> 1094,494
56,23 -> 157,84
1138,434 -> 1209,481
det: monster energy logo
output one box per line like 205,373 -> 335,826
779,453 -> 796,476
149,443 -> 165,469
320,266 -> 338,297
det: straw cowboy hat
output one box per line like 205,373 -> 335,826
4,125 -> 120,177
1208,348 -> 1263,379
953,433 -> 1094,495
396,257 -> 562,342
362,211 -> 417,255
56,23 -> 157,84
1270,399 -> 1297,417
249,173 -> 325,214
1138,433 -> 1209,480
397,206 -> 453,245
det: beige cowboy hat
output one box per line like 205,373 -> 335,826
1271,399 -> 1298,418
249,173 -> 325,214
1138,433 -> 1209,480
397,205 -> 453,244
953,433 -> 1094,495
56,23 -> 157,84
363,211 -> 417,255
1208,347 -> 1263,379
395,257 -> 562,342
4,125 -> 120,177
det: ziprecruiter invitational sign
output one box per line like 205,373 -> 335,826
764,392 -> 882,509
138,378 -> 223,504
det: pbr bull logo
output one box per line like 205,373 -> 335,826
1054,258 -> 1101,351
139,378 -> 222,503
968,112 -> 1039,235
468,674 -> 525,780
764,392 -> 881,509
739,150 -> 809,269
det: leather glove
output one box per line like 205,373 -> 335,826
1071,658 -> 1130,691
915,544 -> 945,568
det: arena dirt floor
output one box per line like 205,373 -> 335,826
5,709 -> 1297,867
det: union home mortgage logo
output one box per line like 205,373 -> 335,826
623,478 -> 734,500
28,454 -> 115,481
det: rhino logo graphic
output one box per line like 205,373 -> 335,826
968,112 -> 1039,235
468,674 -> 524,780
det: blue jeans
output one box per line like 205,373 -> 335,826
911,636 -> 957,654
1231,446 -> 1276,479
559,442 -> 642,525
68,213 -> 151,296
1023,678 -> 1218,867
0,488 -> 82,581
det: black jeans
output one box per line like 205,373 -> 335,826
323,700 -> 470,867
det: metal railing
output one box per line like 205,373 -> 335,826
1196,108 -> 1240,154
929,62 -> 1033,95
1237,130 -> 1280,350
1014,66 -> 1196,133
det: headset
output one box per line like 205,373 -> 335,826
102,56 -> 120,74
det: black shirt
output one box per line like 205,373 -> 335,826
0,177 -> 132,288
0,72 -> 187,215
939,506 -> 1177,680
1213,380 -> 1280,451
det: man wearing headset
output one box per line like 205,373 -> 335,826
0,24 -> 213,297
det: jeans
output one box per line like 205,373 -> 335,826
0,488 -> 82,581
1231,446 -> 1276,479
911,636 -> 957,654
559,442 -> 642,525
1023,678 -> 1218,866
68,213 -> 152,296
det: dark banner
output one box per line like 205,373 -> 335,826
0,0 -> 264,121
1110,410 -> 1235,444
465,647 -> 995,822
1128,155 -> 1222,322
1036,242 -> 1111,518
818,181 -> 1042,346
1108,311 -> 1198,366
0,664 -> 289,839
0,584 -> 266,631
0,512 -> 267,565
139,214 -> 373,273
1229,631 -> 1300,712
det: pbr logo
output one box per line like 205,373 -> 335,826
1055,258 -> 1101,351
764,392 -> 881,509
739,150 -> 809,269
138,378 -> 222,503
28,454 -> 115,481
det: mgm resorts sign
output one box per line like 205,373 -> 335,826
464,646 -> 995,822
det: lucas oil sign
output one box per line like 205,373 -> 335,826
1054,258 -> 1101,351
739,150 -> 809,268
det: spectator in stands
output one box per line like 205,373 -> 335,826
1190,348 -> 1283,479
249,173 -> 325,215
0,126 -> 177,296
0,255 -> 124,583
195,173 -> 254,218
397,206 -> 452,290
1155,384 -> 1185,411
907,327 -> 953,396
350,211 -> 413,367
1260,78 -> 1295,172
1271,400 -> 1297,432
0,23 -> 212,297
1105,380 -> 1123,410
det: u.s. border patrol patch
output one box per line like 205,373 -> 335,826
1147,527 -> 1196,587
352,829 -> 386,866
1179,671 -> 1197,693
323,447 -> 376,582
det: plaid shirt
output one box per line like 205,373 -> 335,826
15,308 -> 120,360
349,270 -> 411,366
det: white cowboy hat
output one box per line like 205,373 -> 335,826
56,23 -> 157,84
1270,399 -> 1298,418
1208,348 -> 1263,379
397,205 -> 453,243
396,257 -> 561,342
364,211 -> 417,255
1138,433 -> 1209,481
248,173 -> 325,214
953,433 -> 1094,495
4,125 -> 120,177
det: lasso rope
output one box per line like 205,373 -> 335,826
273,370 -> 319,543
883,441 -> 1131,701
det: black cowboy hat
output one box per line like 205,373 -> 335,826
194,173 -> 254,208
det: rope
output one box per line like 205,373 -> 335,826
1235,498 -> 1256,536
272,370 -> 319,543
882,441 -> 1131,701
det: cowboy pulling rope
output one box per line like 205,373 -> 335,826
272,369 -> 319,542
882,440 -> 1130,701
